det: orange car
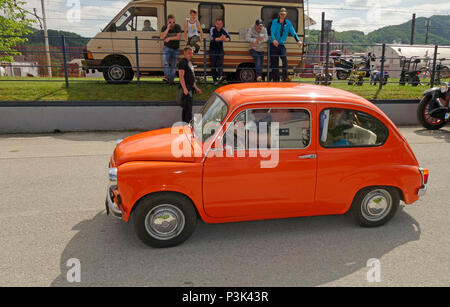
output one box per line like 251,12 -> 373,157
106,83 -> 429,248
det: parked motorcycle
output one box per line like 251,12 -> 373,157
417,82 -> 450,130
330,50 -> 353,80
399,56 -> 421,86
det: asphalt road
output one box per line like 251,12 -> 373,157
0,127 -> 449,287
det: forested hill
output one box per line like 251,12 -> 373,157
306,15 -> 450,46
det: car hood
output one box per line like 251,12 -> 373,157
113,126 -> 196,166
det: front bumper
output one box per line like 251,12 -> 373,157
105,185 -> 122,219
81,59 -> 102,71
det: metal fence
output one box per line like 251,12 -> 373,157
1,34 -> 450,89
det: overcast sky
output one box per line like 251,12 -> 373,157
21,0 -> 450,37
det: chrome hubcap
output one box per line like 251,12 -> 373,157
145,204 -> 185,240
241,69 -> 255,82
109,65 -> 125,80
361,189 -> 392,221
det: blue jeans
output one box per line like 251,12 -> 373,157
250,49 -> 264,77
270,43 -> 288,82
163,46 -> 179,81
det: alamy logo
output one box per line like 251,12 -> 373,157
66,258 -> 81,283
66,0 -> 81,23
366,258 -> 381,283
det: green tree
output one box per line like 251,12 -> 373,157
0,0 -> 34,62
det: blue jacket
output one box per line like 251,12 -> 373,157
270,18 -> 299,45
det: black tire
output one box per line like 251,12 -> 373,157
417,95 -> 446,130
351,186 -> 399,227
348,79 -> 354,85
237,67 -> 256,82
132,193 -> 197,248
410,75 -> 420,86
103,57 -> 134,84
337,70 -> 349,80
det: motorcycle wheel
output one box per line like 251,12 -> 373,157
417,95 -> 446,130
337,70 -> 349,80
411,75 -> 420,87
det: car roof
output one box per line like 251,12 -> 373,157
215,83 -> 378,111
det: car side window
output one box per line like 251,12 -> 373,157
319,108 -> 388,147
223,108 -> 310,150
116,7 -> 158,31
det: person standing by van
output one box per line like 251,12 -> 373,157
160,14 -> 182,85
270,8 -> 302,82
209,18 -> 230,86
184,9 -> 203,54
177,46 -> 202,123
246,19 -> 268,82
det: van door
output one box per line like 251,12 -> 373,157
111,4 -> 163,73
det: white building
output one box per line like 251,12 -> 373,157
369,44 -> 450,78
1,61 -> 39,77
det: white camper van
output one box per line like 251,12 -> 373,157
82,0 -> 306,83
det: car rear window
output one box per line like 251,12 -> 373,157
319,108 -> 388,148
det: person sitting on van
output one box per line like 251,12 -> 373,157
270,8 -> 302,82
184,8 -> 203,54
209,18 -> 230,86
160,14 -> 182,85
246,19 -> 268,82
142,20 -> 155,31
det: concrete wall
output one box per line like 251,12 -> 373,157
0,100 -> 419,134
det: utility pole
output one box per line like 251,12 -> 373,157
425,19 -> 431,45
41,0 -> 52,78
410,13 -> 416,45
320,12 -> 325,62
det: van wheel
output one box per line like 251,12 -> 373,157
237,67 -> 256,82
132,193 -> 197,248
351,187 -> 399,227
103,58 -> 134,84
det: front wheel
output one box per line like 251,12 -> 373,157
133,193 -> 197,248
351,187 -> 399,227
417,95 -> 446,130
103,59 -> 134,84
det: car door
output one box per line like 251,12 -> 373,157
202,104 -> 317,219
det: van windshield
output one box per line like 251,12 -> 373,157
194,94 -> 229,142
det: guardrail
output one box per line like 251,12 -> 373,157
1,34 -> 450,89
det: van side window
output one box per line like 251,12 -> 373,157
115,7 -> 158,31
319,108 -> 389,148
198,3 -> 224,32
261,6 -> 298,35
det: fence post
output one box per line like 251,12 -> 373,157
379,43 -> 386,90
430,44 -> 438,88
61,35 -> 69,88
325,41 -> 330,85
203,38 -> 207,85
135,36 -> 140,86
267,40 -> 271,82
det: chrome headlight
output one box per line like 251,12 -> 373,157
440,83 -> 448,94
108,167 -> 117,185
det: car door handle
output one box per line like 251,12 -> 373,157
298,154 -> 317,159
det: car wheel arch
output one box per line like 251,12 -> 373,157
346,185 -> 404,213
130,191 -> 202,220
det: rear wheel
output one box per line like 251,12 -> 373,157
133,193 -> 197,248
103,57 -> 134,84
237,67 -> 256,82
337,70 -> 349,80
351,187 -> 399,227
417,95 -> 446,130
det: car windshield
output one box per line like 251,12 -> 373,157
194,94 -> 229,142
